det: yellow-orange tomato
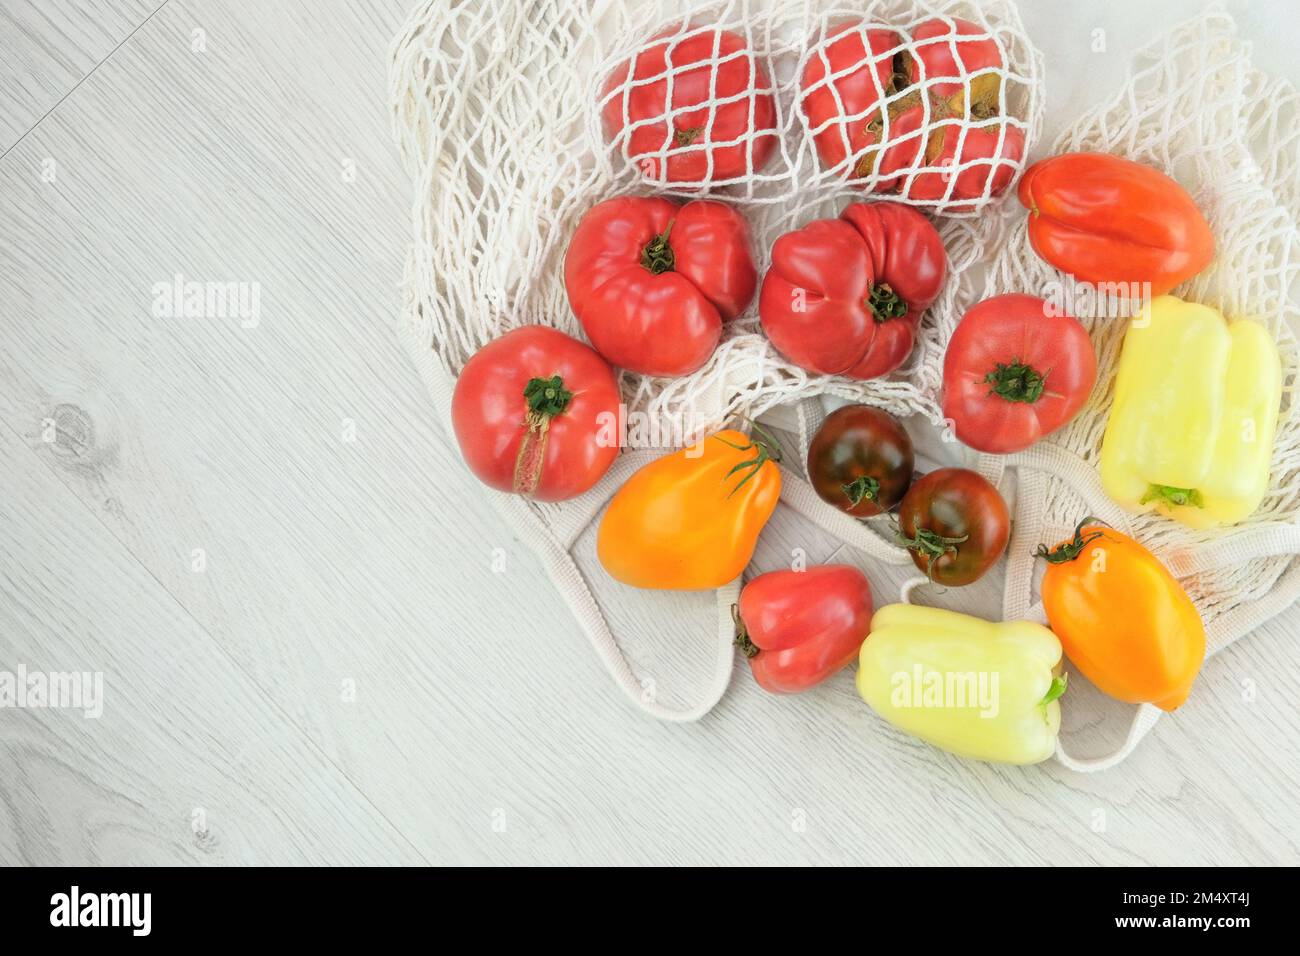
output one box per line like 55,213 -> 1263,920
1038,521 -> 1205,711
598,429 -> 781,590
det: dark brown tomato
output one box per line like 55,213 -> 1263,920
897,467 -> 1009,586
807,405 -> 914,518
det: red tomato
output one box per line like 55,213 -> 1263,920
800,23 -> 902,182
564,196 -> 756,377
942,293 -> 1097,454
736,564 -> 873,693
451,326 -> 620,501
897,468 -> 1009,586
602,29 -> 777,183
903,17 -> 1003,113
902,119 -> 1024,212
760,201 -> 946,379
806,405 -> 914,517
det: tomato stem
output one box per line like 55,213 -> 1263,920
1034,516 -> 1110,564
640,218 -> 676,275
715,421 -> 782,498
673,126 -> 703,147
513,376 -> 572,496
842,475 -> 880,507
732,604 -> 759,659
523,375 -> 573,418
1141,484 -> 1204,509
896,525 -> 969,579
865,283 -> 907,322
984,358 -> 1048,404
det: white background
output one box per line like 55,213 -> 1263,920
1,0 -> 1298,864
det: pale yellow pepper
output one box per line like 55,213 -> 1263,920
856,604 -> 1064,765
1100,295 -> 1282,528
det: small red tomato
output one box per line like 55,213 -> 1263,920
602,29 -> 777,184
942,293 -> 1097,454
760,200 -> 946,379
897,468 -> 1009,586
564,196 -> 756,377
451,326 -> 620,501
901,119 -> 1024,212
800,23 -> 902,182
904,17 -> 1003,114
807,405 -> 914,517
736,564 -> 874,693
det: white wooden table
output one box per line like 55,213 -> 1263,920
2,0 -> 1297,865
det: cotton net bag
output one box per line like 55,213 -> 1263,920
390,0 -> 1300,769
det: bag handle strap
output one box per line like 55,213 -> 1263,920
502,495 -> 738,722
1054,705 -> 1163,772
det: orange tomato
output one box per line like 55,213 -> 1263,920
1038,521 -> 1205,711
597,429 -> 781,590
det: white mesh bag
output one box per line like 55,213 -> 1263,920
390,1 -> 1300,767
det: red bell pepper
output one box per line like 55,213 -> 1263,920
735,564 -> 873,693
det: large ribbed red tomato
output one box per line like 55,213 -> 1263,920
760,200 -> 946,379
451,326 -> 620,502
564,196 -> 756,377
602,28 -> 777,183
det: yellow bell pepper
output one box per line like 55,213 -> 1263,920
1100,295 -> 1282,528
856,604 -> 1064,765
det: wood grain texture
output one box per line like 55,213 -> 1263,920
1,0 -> 1298,865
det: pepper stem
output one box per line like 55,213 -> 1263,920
865,283 -> 907,322
1040,674 -> 1068,707
715,421 -> 783,499
640,218 -> 676,275
732,604 -> 759,659
842,475 -> 880,508
1034,516 -> 1109,564
1141,484 -> 1204,509
984,359 -> 1048,404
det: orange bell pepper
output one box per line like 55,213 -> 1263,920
597,428 -> 781,590
1017,153 -> 1214,297
1036,519 -> 1206,711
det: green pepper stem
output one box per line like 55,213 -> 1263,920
1140,484 -> 1204,509
1040,674 -> 1068,707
